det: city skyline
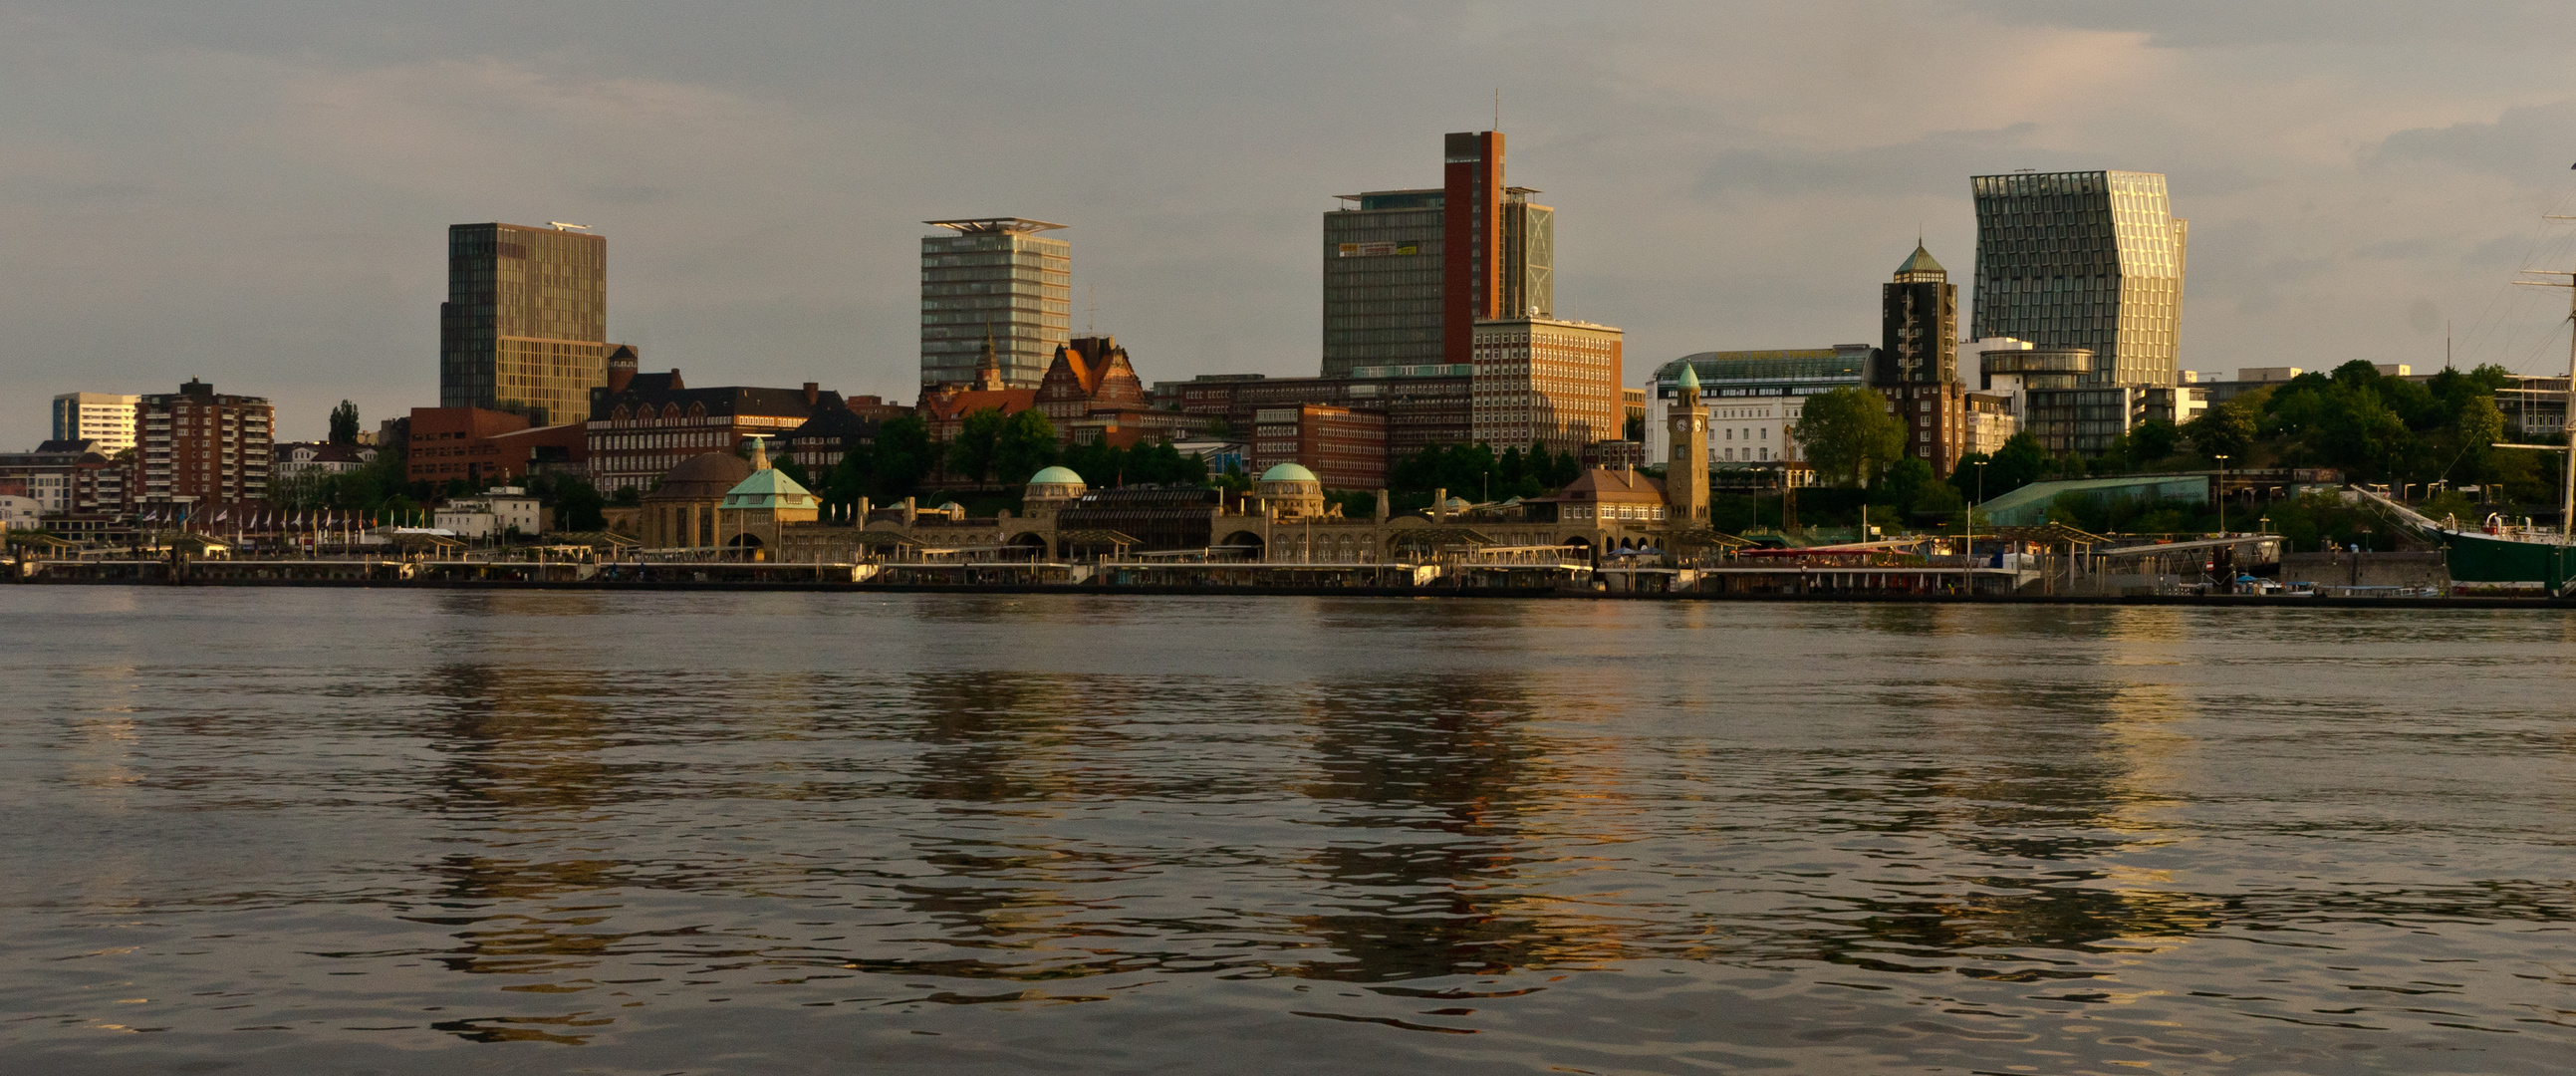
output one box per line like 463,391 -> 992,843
9,4 -> 2576,447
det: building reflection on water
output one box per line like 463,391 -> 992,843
367,597 -> 2265,1011
1761,607 -> 2217,982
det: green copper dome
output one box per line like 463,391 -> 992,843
1259,462 -> 1321,484
1027,465 -> 1085,486
1674,363 -> 1700,391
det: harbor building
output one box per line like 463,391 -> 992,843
1871,245 -> 1968,477
1323,131 -> 1553,376
51,393 -> 138,454
136,380 -> 273,512
438,222 -> 610,426
1969,170 -> 2187,454
1471,317 -> 1625,458
920,218 -> 1070,390
1644,347 -> 1871,479
585,365 -> 833,494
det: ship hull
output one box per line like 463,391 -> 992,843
2439,528 -> 2576,588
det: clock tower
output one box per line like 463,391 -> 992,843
1667,362 -> 1708,523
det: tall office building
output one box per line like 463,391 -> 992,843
920,218 -> 1071,390
1970,170 -> 2188,454
439,222 -> 609,426
1872,245 -> 1967,477
1323,131 -> 1553,377
1970,170 -> 2186,387
51,393 -> 139,454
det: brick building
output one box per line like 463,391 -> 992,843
1252,404 -> 1388,490
137,380 -> 271,512
586,367 -> 831,494
1170,369 -> 1469,465
407,406 -> 535,486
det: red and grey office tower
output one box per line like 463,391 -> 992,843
1322,131 -> 1551,377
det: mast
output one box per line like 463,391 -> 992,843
2563,277 -> 2575,538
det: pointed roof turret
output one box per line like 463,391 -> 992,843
1894,244 -> 1946,281
1674,362 -> 1700,393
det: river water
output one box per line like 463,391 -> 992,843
1,589 -> 2571,1074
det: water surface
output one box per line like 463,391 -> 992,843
2,589 -> 2571,1074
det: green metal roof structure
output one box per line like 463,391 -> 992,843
721,438 -> 819,511
1656,349 -> 1870,388
1260,462 -> 1320,483
1975,474 -> 2209,527
1894,244 -> 1944,276
1028,465 -> 1085,486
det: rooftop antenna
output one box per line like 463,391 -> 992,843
1088,283 -> 1096,334
1494,89 -> 1499,131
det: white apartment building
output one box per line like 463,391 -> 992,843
434,487 -> 544,539
51,393 -> 139,454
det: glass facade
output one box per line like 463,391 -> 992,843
1322,192 -> 1445,377
1970,171 -> 2186,392
438,223 -> 609,427
919,221 -> 1071,390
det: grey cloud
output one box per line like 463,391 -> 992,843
1696,124 -> 2045,199
2370,99 -> 2576,178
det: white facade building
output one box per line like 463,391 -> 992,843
434,487 -> 544,539
0,494 -> 40,532
51,393 -> 139,454
1644,347 -> 1871,479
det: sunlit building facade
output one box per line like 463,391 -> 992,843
439,222 -> 609,427
1470,317 -> 1623,456
1971,170 -> 2187,453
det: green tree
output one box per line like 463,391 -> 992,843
549,475 -> 607,531
1877,457 -> 1935,515
993,409 -> 1058,484
329,401 -> 361,446
870,413 -> 933,501
2188,400 -> 2256,459
946,407 -> 1008,482
2132,418 -> 2180,461
1791,388 -> 1907,487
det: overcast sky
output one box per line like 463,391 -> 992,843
10,1 -> 2576,445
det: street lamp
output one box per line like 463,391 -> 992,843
2212,454 -> 2230,536
1965,459 -> 1987,592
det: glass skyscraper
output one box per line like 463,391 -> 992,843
1969,170 -> 2185,389
919,218 -> 1071,390
438,222 -> 609,427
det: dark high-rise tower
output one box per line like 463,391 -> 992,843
1872,244 -> 1967,477
438,222 -> 608,426
1322,131 -> 1551,377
